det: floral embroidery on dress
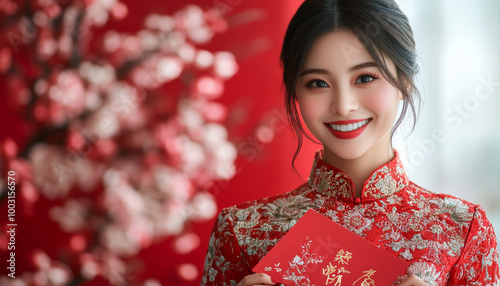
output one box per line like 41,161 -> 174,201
407,262 -> 441,286
311,165 -> 352,198
432,197 -> 474,225
342,209 -> 374,237
262,195 -> 317,221
201,149 -> 500,286
363,153 -> 409,199
309,150 -> 409,202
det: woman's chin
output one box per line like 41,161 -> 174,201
323,145 -> 370,161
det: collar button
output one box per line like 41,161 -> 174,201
354,197 -> 361,204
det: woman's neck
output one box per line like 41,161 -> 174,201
322,145 -> 395,198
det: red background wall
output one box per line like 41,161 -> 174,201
0,0 -> 319,285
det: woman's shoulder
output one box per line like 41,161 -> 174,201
217,182 -> 317,223
406,180 -> 491,223
408,180 -> 478,205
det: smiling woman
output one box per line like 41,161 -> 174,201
201,0 -> 500,285
295,30 -> 404,197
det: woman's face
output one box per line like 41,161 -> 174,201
295,29 -> 402,161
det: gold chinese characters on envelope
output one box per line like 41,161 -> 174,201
252,209 -> 409,285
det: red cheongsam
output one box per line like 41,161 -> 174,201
201,150 -> 499,285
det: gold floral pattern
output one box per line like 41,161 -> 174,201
201,150 -> 499,286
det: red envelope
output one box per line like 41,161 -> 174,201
252,209 -> 409,285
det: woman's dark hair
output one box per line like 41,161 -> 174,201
280,0 -> 420,172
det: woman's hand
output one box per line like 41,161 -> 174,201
237,273 -> 281,286
396,274 -> 429,286
237,273 -> 428,286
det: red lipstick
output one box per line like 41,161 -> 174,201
324,118 -> 371,140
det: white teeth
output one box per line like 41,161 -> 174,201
329,119 -> 370,132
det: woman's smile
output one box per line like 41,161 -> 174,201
326,118 -> 372,132
324,118 -> 372,139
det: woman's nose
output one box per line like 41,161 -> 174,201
330,87 -> 359,115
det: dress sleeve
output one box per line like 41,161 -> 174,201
448,205 -> 500,285
201,208 -> 251,286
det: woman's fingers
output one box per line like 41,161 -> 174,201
238,273 -> 427,286
236,273 -> 278,286
396,274 -> 429,286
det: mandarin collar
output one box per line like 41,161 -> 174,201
308,149 -> 409,203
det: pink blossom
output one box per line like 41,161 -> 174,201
79,253 -> 100,280
178,136 -> 206,174
36,27 -> 57,58
101,224 -> 141,256
79,62 -> 116,87
173,5 -> 215,44
83,107 -> 120,139
160,30 -> 186,53
107,82 -> 147,130
49,199 -> 89,232
200,102 -> 227,122
28,144 -> 75,199
1,137 -> 18,158
138,29 -> 160,51
74,154 -> 102,192
33,0 -> 62,19
0,47 -> 12,73
194,49 -> 214,69
193,76 -> 224,99
99,252 -> 127,285
28,143 -> 98,199
145,14 -> 175,32
70,234 -> 87,252
0,276 -> 28,286
173,232 -> 201,255
0,0 -> 17,15
155,120 -> 183,156
205,8 -> 229,33
174,5 -> 205,31
178,43 -> 196,63
144,279 -> 162,286
110,1 -> 127,20
39,70 -> 88,125
177,263 -> 199,281
160,206 -> 187,235
187,25 -> 214,44
178,99 -> 205,131
188,192 -> 218,221
21,180 -> 39,204
85,0 -> 113,26
214,51 -> 239,78
154,166 -> 193,201
31,250 -> 73,286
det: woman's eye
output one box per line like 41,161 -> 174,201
355,74 -> 376,84
306,79 -> 329,88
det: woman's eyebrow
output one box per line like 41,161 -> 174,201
349,61 -> 377,72
300,68 -> 330,77
300,61 -> 378,77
